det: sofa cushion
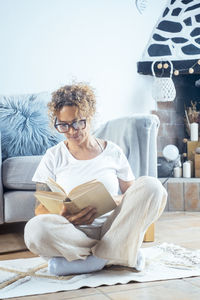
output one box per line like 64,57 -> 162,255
0,92 -> 64,160
3,156 -> 42,190
4,190 -> 35,222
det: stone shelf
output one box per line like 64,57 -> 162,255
159,177 -> 200,183
158,177 -> 200,212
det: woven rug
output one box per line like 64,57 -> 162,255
0,243 -> 200,299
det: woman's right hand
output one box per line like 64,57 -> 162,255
60,205 -> 97,225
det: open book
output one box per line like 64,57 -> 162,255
34,177 -> 117,218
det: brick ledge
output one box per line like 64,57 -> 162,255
158,178 -> 200,212
159,177 -> 200,183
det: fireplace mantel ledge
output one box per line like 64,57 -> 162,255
137,59 -> 200,76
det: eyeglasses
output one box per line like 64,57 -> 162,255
54,118 -> 86,133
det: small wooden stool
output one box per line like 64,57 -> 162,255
143,223 -> 154,242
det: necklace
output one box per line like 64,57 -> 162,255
65,138 -> 104,157
95,138 -> 104,153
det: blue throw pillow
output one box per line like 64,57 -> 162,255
0,92 -> 64,160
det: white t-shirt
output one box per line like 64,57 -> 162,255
32,140 -> 135,226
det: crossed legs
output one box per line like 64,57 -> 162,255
24,176 -> 167,274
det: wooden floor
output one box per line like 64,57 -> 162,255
1,212 -> 200,300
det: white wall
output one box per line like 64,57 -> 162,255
0,0 -> 167,125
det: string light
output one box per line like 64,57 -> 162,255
163,63 -> 169,69
189,68 -> 194,74
174,70 -> 179,76
156,59 -> 200,76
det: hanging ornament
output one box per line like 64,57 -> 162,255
152,61 -> 176,102
135,0 -> 149,14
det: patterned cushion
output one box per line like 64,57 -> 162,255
0,92 -> 63,160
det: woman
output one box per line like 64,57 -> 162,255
24,83 -> 167,276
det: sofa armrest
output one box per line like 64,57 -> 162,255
135,114 -> 160,177
0,131 -> 4,223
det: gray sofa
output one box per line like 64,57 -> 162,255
0,114 -> 159,224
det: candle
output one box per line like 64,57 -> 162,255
188,160 -> 194,177
183,161 -> 191,178
173,167 -> 182,178
190,122 -> 198,141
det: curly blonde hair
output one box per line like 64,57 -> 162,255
48,82 -> 96,125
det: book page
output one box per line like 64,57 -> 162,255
66,181 -> 117,218
46,177 -> 66,194
34,191 -> 67,214
68,179 -> 98,198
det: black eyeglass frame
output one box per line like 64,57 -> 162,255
54,118 -> 87,133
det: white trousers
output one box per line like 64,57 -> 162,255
24,176 -> 167,268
